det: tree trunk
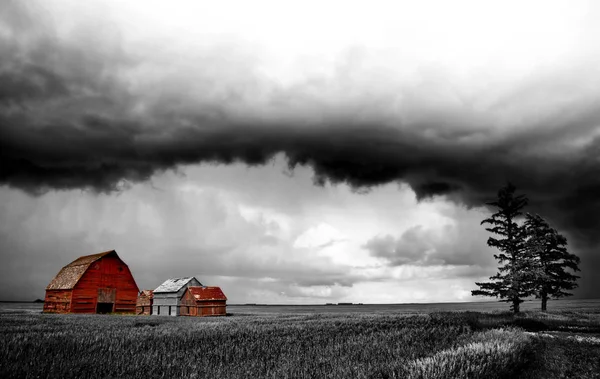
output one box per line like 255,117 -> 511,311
541,295 -> 547,312
512,299 -> 520,314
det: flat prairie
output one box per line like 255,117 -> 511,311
1,299 -> 599,379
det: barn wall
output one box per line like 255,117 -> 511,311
136,295 -> 153,315
179,301 -> 226,317
43,290 -> 72,313
152,294 -> 179,316
199,301 -> 226,316
152,304 -> 177,316
72,255 -> 139,313
179,290 -> 194,316
136,305 -> 153,315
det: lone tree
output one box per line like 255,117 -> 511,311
524,213 -> 580,311
472,183 -> 535,313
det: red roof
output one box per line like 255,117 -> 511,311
46,250 -> 119,290
187,286 -> 227,301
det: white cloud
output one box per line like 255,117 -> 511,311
293,223 -> 345,249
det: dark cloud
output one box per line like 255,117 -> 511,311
1,1 -> 600,299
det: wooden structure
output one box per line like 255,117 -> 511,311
152,277 -> 202,316
180,286 -> 227,317
136,290 -> 154,315
43,250 -> 139,314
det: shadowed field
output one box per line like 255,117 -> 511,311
1,300 -> 599,378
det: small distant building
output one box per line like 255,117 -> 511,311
180,286 -> 227,317
43,250 -> 139,314
136,290 -> 154,315
152,277 -> 202,316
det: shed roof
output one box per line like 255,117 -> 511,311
139,290 -> 154,299
153,277 -> 201,293
187,286 -> 227,301
46,250 -> 118,290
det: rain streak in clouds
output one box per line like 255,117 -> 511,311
1,0 -> 599,301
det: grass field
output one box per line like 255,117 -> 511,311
1,301 -> 599,378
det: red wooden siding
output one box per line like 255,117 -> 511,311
136,290 -> 154,315
179,301 -> 226,316
43,250 -> 139,314
180,286 -> 227,317
43,290 -> 72,313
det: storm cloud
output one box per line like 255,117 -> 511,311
1,0 -> 600,300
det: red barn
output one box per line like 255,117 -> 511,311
180,286 -> 227,317
43,250 -> 139,314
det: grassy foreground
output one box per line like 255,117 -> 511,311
1,310 -> 599,378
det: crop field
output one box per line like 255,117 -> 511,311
1,301 -> 599,379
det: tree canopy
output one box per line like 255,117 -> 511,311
472,182 -> 533,313
472,183 -> 581,312
524,213 -> 580,311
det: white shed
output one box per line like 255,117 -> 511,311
152,277 -> 202,316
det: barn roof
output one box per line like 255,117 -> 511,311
139,290 -> 154,299
153,277 -> 201,293
46,250 -> 119,290
187,286 -> 227,301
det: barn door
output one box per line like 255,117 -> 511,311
98,288 -> 116,303
97,288 -> 116,314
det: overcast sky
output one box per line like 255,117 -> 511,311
1,0 -> 599,303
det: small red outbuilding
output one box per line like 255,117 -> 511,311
180,286 -> 227,317
136,290 -> 154,315
43,250 -> 139,314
